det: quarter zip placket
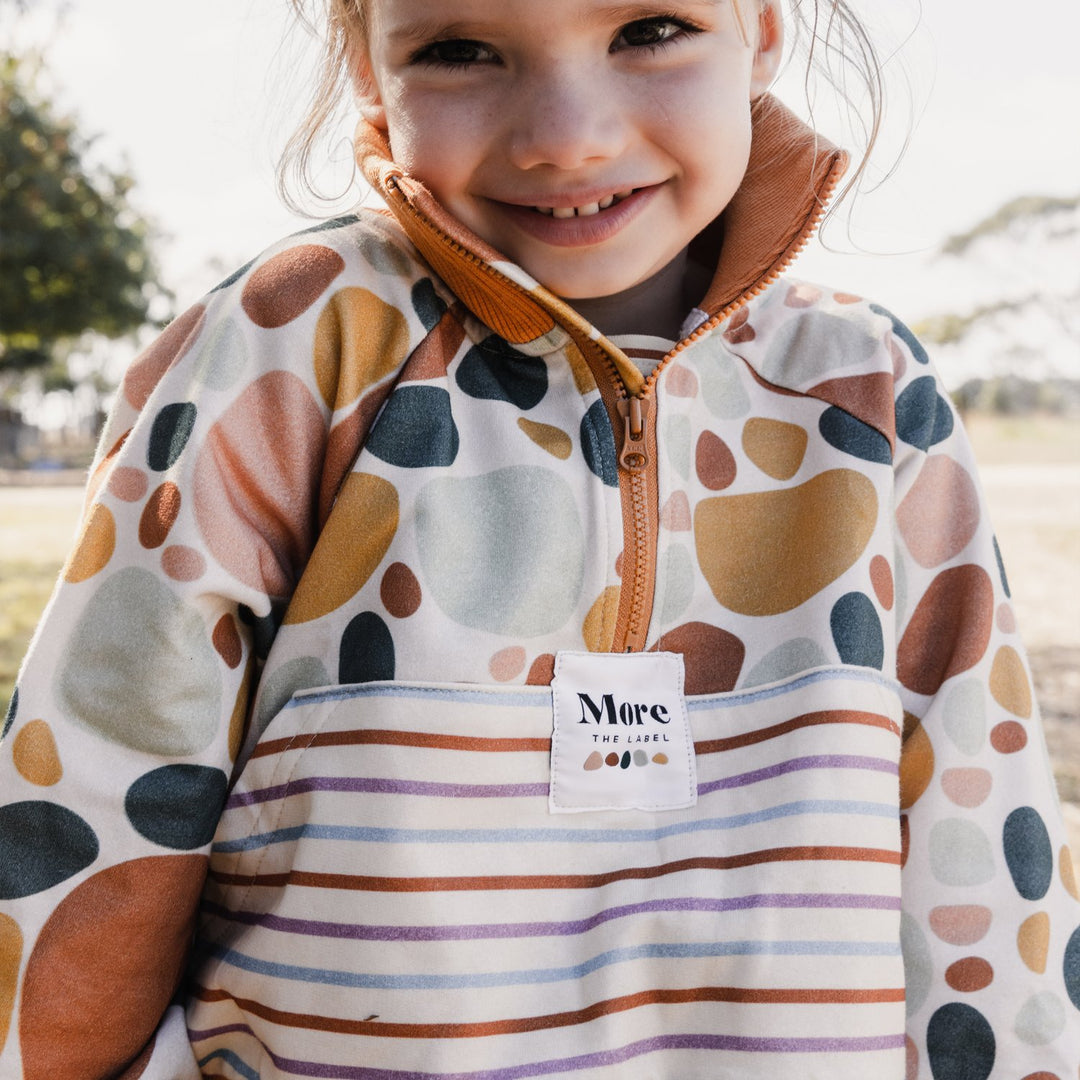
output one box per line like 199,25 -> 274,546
590,160 -> 845,654
612,392 -> 655,652
574,338 -> 659,654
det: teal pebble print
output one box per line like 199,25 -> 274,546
895,377 -> 954,452
455,335 -> 548,409
211,256 -> 256,293
238,604 -> 281,662
580,398 -> 619,488
830,592 -> 884,669
0,801 -> 99,899
1002,806 -> 1053,900
992,535 -> 1011,598
1063,924 -> 1080,1011
411,278 -> 447,331
818,407 -> 891,465
366,386 -> 460,469
869,303 -> 931,365
125,764 -> 230,850
2,686 -> 16,741
926,1003 -> 994,1080
297,212 -> 360,237
340,611 -> 395,684
148,401 -> 198,471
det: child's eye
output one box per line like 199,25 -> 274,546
611,16 -> 699,52
411,39 -> 498,69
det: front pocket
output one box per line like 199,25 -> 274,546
188,667 -> 907,1080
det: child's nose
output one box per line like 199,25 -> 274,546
505,67 -> 628,171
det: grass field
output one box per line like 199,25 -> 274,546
0,487 -> 82,711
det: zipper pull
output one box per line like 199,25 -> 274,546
616,396 -> 650,471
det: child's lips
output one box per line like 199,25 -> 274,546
488,186 -> 659,247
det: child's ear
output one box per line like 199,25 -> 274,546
350,49 -> 389,131
357,93 -> 388,132
749,1 -> 784,99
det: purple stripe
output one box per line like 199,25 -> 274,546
267,1033 -> 907,1077
226,755 -> 896,810
189,1021 -> 905,1078
699,755 -> 896,795
200,892 -> 900,943
226,777 -> 548,808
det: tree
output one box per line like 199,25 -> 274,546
0,53 -> 166,387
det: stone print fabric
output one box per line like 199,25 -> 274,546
0,208 -> 1077,1079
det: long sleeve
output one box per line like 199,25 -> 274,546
889,319 -> 1080,1076
0,219 -> 428,1078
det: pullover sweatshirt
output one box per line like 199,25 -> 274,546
1,95 -> 1078,1080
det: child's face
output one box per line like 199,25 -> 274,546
360,0 -> 782,301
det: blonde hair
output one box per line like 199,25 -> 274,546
278,0 -> 894,216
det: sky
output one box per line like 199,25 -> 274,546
7,0 -> 1080,322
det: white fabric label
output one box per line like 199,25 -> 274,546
549,651 -> 696,814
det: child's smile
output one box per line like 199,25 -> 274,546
484,186 -> 658,248
360,0 -> 782,319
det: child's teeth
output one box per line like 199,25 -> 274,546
536,194 -> 628,217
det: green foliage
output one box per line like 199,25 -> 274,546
942,194 -> 1080,256
0,54 -> 165,374
951,376 -> 1080,417
0,559 -> 60,714
913,296 -> 1036,345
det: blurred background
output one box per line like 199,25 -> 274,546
1,1 -> 1078,834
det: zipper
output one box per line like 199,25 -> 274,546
576,338 -> 658,654
613,395 -> 654,652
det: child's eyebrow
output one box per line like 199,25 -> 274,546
385,0 -> 724,46
592,0 -> 723,19
384,19 -> 487,47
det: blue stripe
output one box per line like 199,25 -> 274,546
287,666 -> 900,712
213,798 -> 897,853
288,683 -> 550,710
198,1048 -> 260,1080
203,937 -> 901,991
688,667 -> 901,710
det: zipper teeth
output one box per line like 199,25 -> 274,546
386,176 -> 534,284
638,159 -> 846,398
625,470 -> 650,641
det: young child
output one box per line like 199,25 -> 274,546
2,0 -> 1078,1077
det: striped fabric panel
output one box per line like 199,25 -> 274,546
190,668 -> 906,1079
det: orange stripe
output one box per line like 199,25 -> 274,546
250,729 -> 550,760
192,982 -> 905,1039
209,847 -> 900,893
250,710 -> 896,761
696,710 -> 900,755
